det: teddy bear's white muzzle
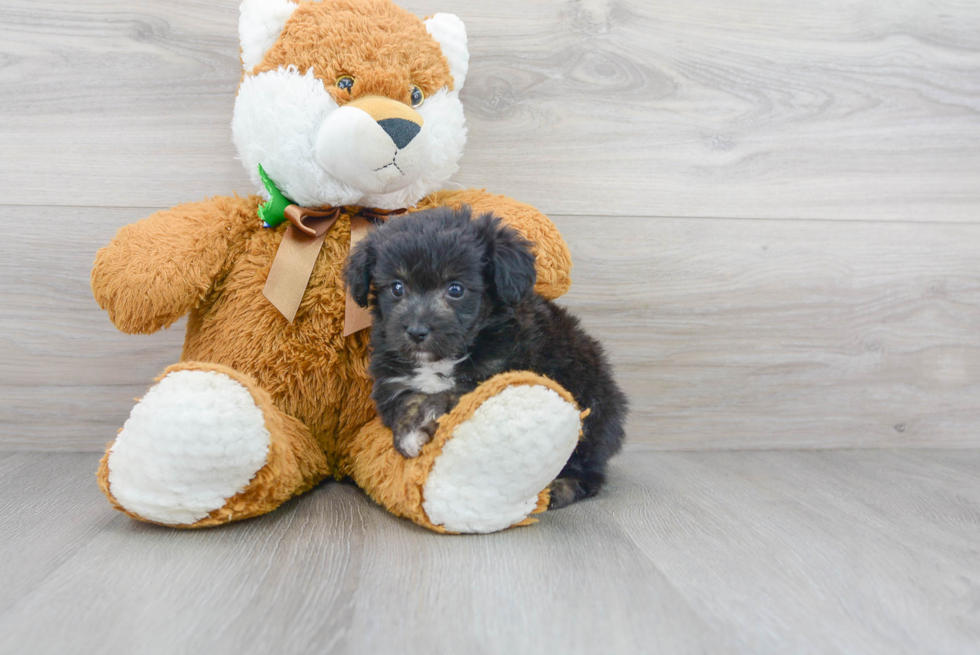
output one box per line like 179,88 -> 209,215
316,105 -> 428,195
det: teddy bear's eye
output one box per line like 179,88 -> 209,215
410,85 -> 424,108
391,281 -> 405,298
336,76 -> 355,93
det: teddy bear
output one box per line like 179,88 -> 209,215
91,0 -> 583,534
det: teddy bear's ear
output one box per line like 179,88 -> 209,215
424,13 -> 469,91
239,0 -> 299,73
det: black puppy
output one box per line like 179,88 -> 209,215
344,206 -> 628,509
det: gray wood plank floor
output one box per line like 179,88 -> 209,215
1,448 -> 978,655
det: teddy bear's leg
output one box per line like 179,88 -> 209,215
97,362 -> 330,528
343,372 -> 583,534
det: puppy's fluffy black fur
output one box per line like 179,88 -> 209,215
344,206 -> 628,509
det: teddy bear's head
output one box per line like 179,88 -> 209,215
232,0 -> 469,211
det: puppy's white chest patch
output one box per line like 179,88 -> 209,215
400,359 -> 458,394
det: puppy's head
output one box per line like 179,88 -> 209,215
344,206 -> 537,360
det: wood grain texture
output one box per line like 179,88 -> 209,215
2,206 -> 978,450
607,447 -> 980,654
563,214 -> 980,449
0,452 -> 119,616
2,1 -> 979,450
0,449 -> 978,654
1,0 -> 979,219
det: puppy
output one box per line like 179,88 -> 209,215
344,206 -> 628,508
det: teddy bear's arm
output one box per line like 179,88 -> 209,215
91,196 -> 258,334
418,189 -> 572,299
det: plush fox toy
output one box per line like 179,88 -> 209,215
91,0 -> 581,533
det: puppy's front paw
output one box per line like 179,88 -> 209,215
393,413 -> 439,458
394,428 -> 431,458
392,392 -> 457,458
392,396 -> 432,458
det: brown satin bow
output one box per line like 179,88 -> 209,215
262,204 -> 406,335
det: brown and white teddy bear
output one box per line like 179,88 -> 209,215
92,0 -> 583,533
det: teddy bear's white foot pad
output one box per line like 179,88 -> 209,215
106,370 -> 271,525
422,384 -> 581,533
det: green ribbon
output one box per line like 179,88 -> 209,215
257,164 -> 294,227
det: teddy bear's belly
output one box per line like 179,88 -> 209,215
179,231 -> 376,453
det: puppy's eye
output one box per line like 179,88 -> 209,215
390,281 -> 405,298
446,282 -> 464,299
337,76 -> 355,93
410,85 -> 424,108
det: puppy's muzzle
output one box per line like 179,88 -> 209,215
406,323 -> 431,344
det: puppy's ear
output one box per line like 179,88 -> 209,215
344,239 -> 376,308
475,212 -> 537,305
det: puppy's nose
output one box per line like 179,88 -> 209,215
406,324 -> 430,343
378,118 -> 421,149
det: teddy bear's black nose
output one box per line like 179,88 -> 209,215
406,323 -> 431,343
378,118 -> 421,149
